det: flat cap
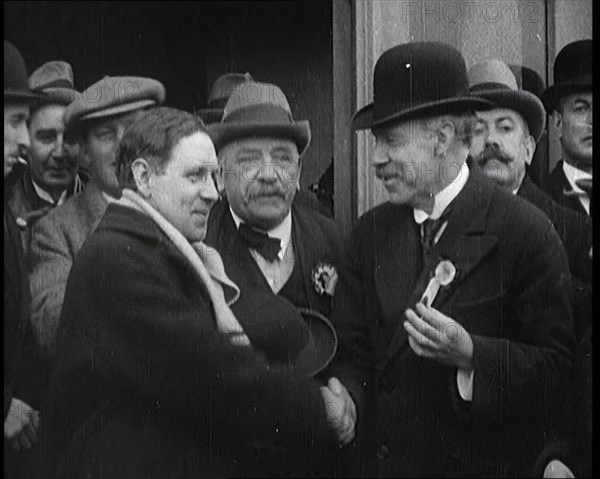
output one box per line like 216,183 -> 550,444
64,75 -> 166,130
29,60 -> 81,106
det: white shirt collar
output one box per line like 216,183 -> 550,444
562,161 -> 593,193
32,179 -> 68,206
229,206 -> 292,261
413,162 -> 470,224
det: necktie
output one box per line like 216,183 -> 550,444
421,208 -> 452,261
238,223 -> 282,263
575,178 -> 593,216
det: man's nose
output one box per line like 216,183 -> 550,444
17,122 -> 30,150
372,140 -> 389,166
258,157 -> 277,182
202,174 -> 220,204
53,134 -> 66,158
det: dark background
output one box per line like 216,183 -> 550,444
5,0 -> 335,189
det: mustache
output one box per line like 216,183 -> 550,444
248,186 -> 287,198
475,144 -> 513,165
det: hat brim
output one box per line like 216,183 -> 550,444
79,98 -> 158,122
32,87 -> 81,107
541,82 -> 593,113
470,89 -> 546,142
208,121 -> 311,157
297,308 -> 338,377
4,88 -> 45,103
352,96 -> 493,130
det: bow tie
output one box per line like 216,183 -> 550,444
238,223 -> 282,263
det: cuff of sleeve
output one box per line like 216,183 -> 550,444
457,368 -> 474,402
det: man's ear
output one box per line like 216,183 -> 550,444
553,111 -> 563,140
131,158 -> 152,198
434,119 -> 456,157
524,135 -> 536,166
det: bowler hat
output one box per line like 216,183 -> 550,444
196,72 -> 254,124
541,39 -> 592,113
353,42 -> 492,130
208,82 -> 311,156
29,60 -> 81,106
64,75 -> 166,131
4,40 -> 41,102
468,60 -> 546,142
509,64 -> 546,100
236,293 -> 337,377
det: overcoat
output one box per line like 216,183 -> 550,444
330,169 -> 576,477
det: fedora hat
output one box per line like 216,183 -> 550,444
64,75 -> 166,131
541,39 -> 592,113
468,60 -> 546,142
4,40 -> 41,102
29,60 -> 81,106
235,293 -> 337,377
208,82 -> 311,156
196,72 -> 254,124
353,41 -> 492,130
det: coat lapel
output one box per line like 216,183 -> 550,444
384,170 -> 498,364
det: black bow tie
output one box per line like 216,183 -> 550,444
238,223 -> 282,263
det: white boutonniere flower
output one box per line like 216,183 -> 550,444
312,262 -> 338,297
420,260 -> 457,307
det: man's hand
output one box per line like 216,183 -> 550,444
320,377 -> 356,446
4,398 -> 40,451
404,302 -> 474,371
543,459 -> 575,478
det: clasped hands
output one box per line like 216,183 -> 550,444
320,377 -> 356,447
404,302 -> 474,371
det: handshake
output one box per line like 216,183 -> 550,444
320,377 -> 356,447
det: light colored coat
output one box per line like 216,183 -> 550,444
28,183 -> 108,356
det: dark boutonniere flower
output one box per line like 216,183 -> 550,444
312,262 -> 338,297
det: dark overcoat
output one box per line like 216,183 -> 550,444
45,203 -> 335,479
543,160 -> 590,216
330,169 -> 576,477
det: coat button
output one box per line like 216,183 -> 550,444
376,444 -> 390,460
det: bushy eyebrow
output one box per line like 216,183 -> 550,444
573,98 -> 591,106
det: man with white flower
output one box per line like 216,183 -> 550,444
205,82 -> 357,471
330,42 -> 576,477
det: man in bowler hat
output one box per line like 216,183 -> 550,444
28,75 -> 165,356
542,39 -> 593,217
468,60 -> 592,336
4,39 -> 42,478
6,60 -> 84,254
205,82 -> 357,459
329,41 -> 575,476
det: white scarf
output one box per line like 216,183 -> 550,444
117,189 -> 250,346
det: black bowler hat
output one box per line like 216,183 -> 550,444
234,293 -> 337,377
353,41 -> 492,130
4,40 -> 41,102
541,39 -> 592,113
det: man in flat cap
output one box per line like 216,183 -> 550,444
329,41 -> 575,476
542,39 -> 593,217
4,39 -> 42,478
6,60 -> 83,254
468,60 -> 592,334
45,106 -> 339,478
205,82 -> 357,464
28,75 -> 165,356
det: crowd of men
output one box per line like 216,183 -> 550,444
4,36 -> 592,478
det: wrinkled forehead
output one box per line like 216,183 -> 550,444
221,136 -> 299,159
475,107 -> 526,126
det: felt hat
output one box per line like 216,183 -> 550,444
541,39 -> 592,113
29,60 -> 81,106
468,59 -> 546,142
208,81 -> 311,156
4,40 -> 41,102
64,75 -> 166,131
196,72 -> 254,124
236,293 -> 337,377
352,41 -> 492,130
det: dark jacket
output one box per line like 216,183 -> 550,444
544,160 -> 590,216
45,203 -> 335,479
330,169 -> 576,477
